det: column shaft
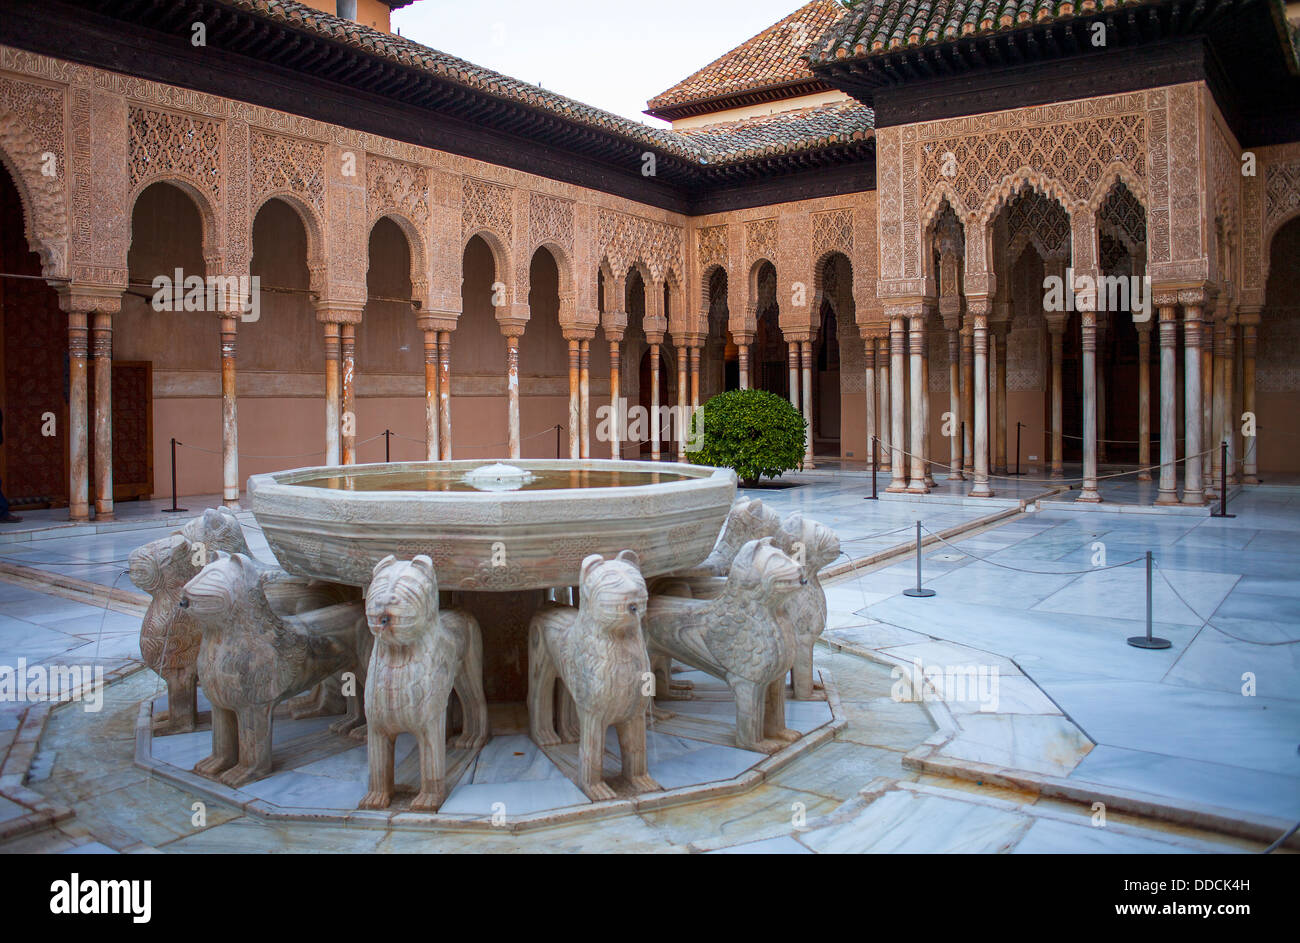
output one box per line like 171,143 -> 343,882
340,324 -> 356,465
424,329 -> 439,461
676,344 -> 687,461
221,317 -> 240,504
887,318 -> 907,492
994,327 -> 1008,476
92,313 -> 114,519
609,340 -> 621,460
438,332 -> 452,460
506,334 -> 521,459
948,329 -> 963,480
787,342 -> 799,411
68,316 -> 89,521
567,340 -> 580,459
1136,325 -> 1152,481
864,338 -> 876,471
1050,327 -> 1064,478
971,316 -> 993,497
738,344 -> 749,390
960,328 -> 974,476
323,323 -> 341,466
1183,311 -> 1205,504
1078,317 -> 1101,502
1242,324 -> 1258,483
907,317 -> 928,492
801,341 -> 814,469
1156,307 -> 1180,503
650,343 -> 661,461
877,336 -> 891,473
579,340 -> 591,459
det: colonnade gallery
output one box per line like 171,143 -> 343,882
1,0 -> 1298,518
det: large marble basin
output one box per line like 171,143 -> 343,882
247,459 -> 737,590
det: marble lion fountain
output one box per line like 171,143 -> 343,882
128,458 -> 843,827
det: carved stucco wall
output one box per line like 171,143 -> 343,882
876,85 -> 1227,302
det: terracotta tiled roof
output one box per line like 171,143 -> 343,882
218,0 -> 874,166
648,1 -> 846,115
676,102 -> 874,162
813,0 -> 1165,61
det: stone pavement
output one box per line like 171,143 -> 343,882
0,475 -> 1295,853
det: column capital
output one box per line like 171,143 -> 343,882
731,330 -> 755,345
561,326 -> 597,341
416,309 -> 460,334
602,309 -> 628,338
315,301 -> 365,325
58,284 -> 124,316
1234,305 -> 1262,327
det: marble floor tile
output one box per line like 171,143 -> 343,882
798,789 -> 1032,853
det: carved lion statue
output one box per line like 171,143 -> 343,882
773,513 -> 840,699
128,507 -> 250,734
358,555 -> 489,812
644,538 -> 805,754
182,552 -> 367,787
528,550 -> 659,801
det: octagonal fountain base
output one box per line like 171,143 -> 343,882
134,670 -> 844,832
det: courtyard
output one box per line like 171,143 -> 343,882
0,470 -> 1295,854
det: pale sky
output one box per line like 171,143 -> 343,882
392,0 -> 813,127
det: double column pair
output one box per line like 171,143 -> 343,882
785,337 -> 816,470
60,288 -> 123,522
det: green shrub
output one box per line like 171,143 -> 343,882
687,388 -> 806,487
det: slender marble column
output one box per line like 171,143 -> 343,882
690,344 -> 701,411
738,343 -> 750,389
1047,318 -> 1065,479
676,343 -> 688,461
67,314 -> 89,521
907,315 -> 928,493
1201,338 -> 1214,496
960,325 -> 974,477
506,333 -> 521,459
1096,319 -> 1108,465
947,325 -> 963,480
877,336 -> 891,474
609,337 -> 622,460
993,324 -> 1008,476
341,323 -> 356,465
887,316 -> 908,492
221,316 -> 240,503
1155,305 -> 1180,503
1182,303 -> 1205,505
864,336 -> 876,469
1223,322 -> 1237,485
323,322 -> 341,466
787,342 -> 800,411
921,325 -> 934,487
438,331 -> 452,461
1078,314 -> 1101,502
1136,322 -> 1152,481
801,340 -> 815,470
579,339 -> 591,460
91,312 -> 114,519
424,329 -> 440,461
1211,320 -> 1226,492
970,308 -> 993,498
1241,319 -> 1258,483
566,339 -> 580,459
649,340 -> 661,461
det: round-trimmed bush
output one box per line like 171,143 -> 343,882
687,388 -> 806,487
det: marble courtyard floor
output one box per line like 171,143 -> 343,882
0,471 -> 1295,853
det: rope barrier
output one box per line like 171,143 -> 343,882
176,432 -> 386,461
883,440 -> 1218,486
1152,560 -> 1300,647
918,522 -> 1146,575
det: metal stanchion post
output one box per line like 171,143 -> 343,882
865,434 -> 878,500
1009,421 -> 1024,475
163,438 -> 188,513
556,424 -> 562,459
383,429 -> 392,463
1127,551 -> 1170,649
1211,441 -> 1234,518
902,521 -> 936,598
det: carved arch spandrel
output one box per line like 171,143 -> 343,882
0,110 -> 70,279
